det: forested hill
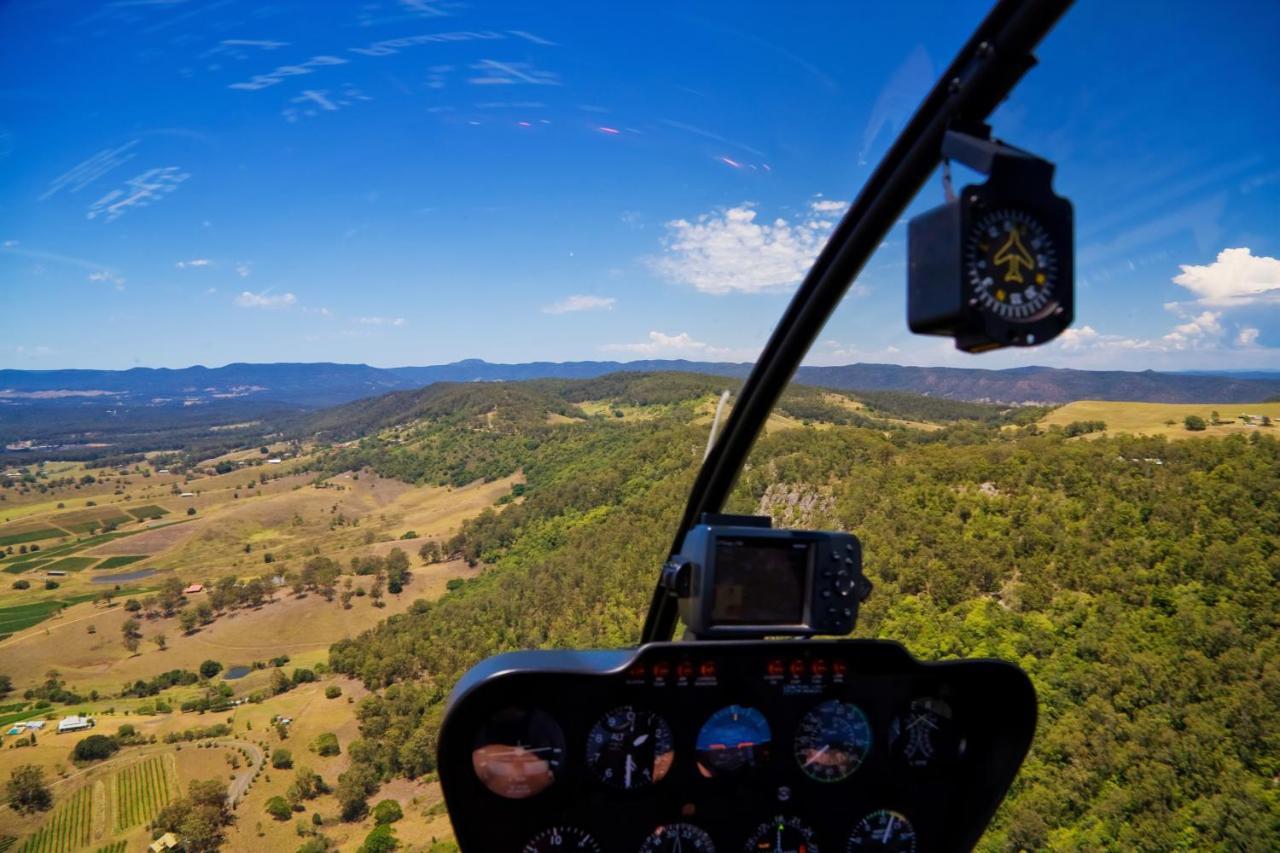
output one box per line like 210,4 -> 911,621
293,372 -> 1025,444
5,359 -> 1278,412
317,375 -> 1278,849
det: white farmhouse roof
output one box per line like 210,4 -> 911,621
57,715 -> 92,733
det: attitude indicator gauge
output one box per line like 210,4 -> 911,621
744,815 -> 819,852
522,826 -> 603,852
696,704 -> 772,778
585,705 -> 674,790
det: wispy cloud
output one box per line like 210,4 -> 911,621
1172,247 -> 1280,305
88,270 -> 127,290
175,258 -> 212,268
86,166 -> 189,223
650,200 -> 843,294
355,316 -> 406,326
542,294 -> 616,314
1,244 -> 120,275
234,290 -> 296,309
234,262 -> 252,278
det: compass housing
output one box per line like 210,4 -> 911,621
908,142 -> 1073,352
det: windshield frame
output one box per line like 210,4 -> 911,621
642,0 -> 1075,643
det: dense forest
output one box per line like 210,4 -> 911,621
325,375 -> 1278,850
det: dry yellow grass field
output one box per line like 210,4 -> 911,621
1039,400 -> 1280,439
0,448 -> 516,850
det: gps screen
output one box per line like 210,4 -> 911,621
710,537 -> 809,625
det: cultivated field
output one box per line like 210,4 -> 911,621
111,754 -> 177,831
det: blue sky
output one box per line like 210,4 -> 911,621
1,0 -> 1277,372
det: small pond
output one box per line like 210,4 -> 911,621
224,665 -> 252,680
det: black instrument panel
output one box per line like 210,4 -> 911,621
438,640 -> 1036,852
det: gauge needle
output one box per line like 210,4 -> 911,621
775,827 -> 784,853
882,814 -> 895,844
624,754 -> 636,788
633,733 -> 649,747
804,745 -> 829,766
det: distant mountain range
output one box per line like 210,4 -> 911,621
4,359 -> 1279,414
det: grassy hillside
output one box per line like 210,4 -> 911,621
1040,399 -> 1280,439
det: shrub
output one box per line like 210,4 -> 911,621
273,748 -> 294,769
12,580 -> 29,590
44,580 -> 59,590
372,799 -> 403,825
200,659 -> 223,679
72,734 -> 119,762
359,824 -> 398,853
266,794 -> 292,821
312,733 -> 340,757
1184,414 -> 1207,431
324,685 -> 342,699
124,598 -> 141,611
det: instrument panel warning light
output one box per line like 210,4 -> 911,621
832,659 -> 848,679
766,659 -> 785,678
627,664 -> 647,681
788,659 -> 806,679
652,661 -> 671,681
677,661 -> 695,680
698,660 -> 717,679
810,659 -> 828,678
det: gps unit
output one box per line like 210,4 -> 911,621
670,515 -> 870,639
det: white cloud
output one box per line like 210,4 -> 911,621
1056,325 -> 1152,352
234,263 -> 252,277
87,270 -> 126,290
603,331 -> 709,354
810,199 -> 846,213
1172,247 -> 1280,305
650,200 -> 844,294
1056,310 -> 1270,356
356,316 -> 405,326
2,239 -> 17,248
176,258 -> 212,269
1162,310 -> 1223,348
542,294 -> 616,314
234,290 -> 296,309
602,330 -> 755,360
